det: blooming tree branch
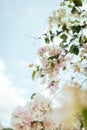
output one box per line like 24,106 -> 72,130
11,0 -> 87,129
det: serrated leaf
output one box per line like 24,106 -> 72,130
70,45 -> 79,55
31,93 -> 36,99
60,34 -> 68,42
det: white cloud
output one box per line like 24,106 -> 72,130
0,59 -> 5,71
0,58 -> 26,127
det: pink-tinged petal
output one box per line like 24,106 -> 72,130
44,120 -> 54,130
38,47 -> 46,55
48,80 -> 58,88
54,63 -> 62,74
83,44 -> 87,49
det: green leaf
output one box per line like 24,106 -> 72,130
72,25 -> 81,34
82,107 -> 87,127
64,0 -> 69,1
3,128 -> 13,130
60,42 -> 68,48
31,93 -> 36,99
60,1 -> 66,6
49,30 -> 53,35
31,121 -> 37,127
44,37 -> 50,44
73,34 -> 78,38
70,44 -> 79,55
50,35 -> 54,42
32,70 -> 36,80
63,66 -> 66,70
83,36 -> 87,43
58,24 -> 61,28
56,30 -> 63,35
71,7 -> 79,14
60,34 -> 68,42
73,0 -> 82,6
48,55 -> 59,60
79,35 -> 83,46
69,34 -> 78,43
51,62 -> 55,68
68,4 -> 73,8
41,74 -> 44,77
62,25 -> 69,33
40,122 -> 45,130
36,65 -> 40,71
82,24 -> 87,29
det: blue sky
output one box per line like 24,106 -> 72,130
0,0 -> 61,127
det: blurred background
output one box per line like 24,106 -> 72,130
0,0 -> 60,128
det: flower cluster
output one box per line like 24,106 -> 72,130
48,0 -> 86,29
29,0 -> 87,89
11,83 -> 87,130
11,94 -> 58,130
11,0 -> 87,129
37,44 -> 66,84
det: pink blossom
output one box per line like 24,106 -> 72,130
11,107 -> 33,130
44,120 -> 54,130
55,62 -> 63,74
49,49 -> 61,57
48,80 -> 58,88
48,80 -> 59,94
38,47 -> 46,55
31,103 -> 38,112
31,122 -> 42,130
83,44 -> 87,49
